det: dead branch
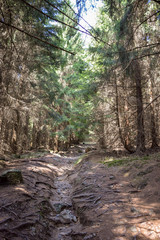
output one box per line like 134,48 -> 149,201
143,94 -> 160,111
127,10 -> 160,46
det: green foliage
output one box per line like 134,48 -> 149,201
31,1 -> 98,145
102,155 -> 150,167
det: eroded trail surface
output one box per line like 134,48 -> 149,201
0,146 -> 160,240
0,149 -> 83,240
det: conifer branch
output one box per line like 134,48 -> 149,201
19,0 -> 91,36
63,0 -> 112,46
20,0 -> 111,46
43,0 -> 92,36
0,20 -> 75,55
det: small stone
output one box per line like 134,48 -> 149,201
84,233 -> 96,240
131,207 -> 138,213
53,209 -> 77,224
112,225 -> 126,235
129,226 -> 139,234
52,202 -> 71,213
137,179 -> 148,189
109,175 -> 116,180
53,203 -> 63,213
148,209 -> 155,216
31,227 -> 36,236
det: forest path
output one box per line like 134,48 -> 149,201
0,146 -> 160,240
0,144 -> 96,240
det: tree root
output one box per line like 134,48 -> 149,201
35,181 -> 56,189
12,221 -> 36,230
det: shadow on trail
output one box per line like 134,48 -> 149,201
70,152 -> 160,240
0,146 -> 160,240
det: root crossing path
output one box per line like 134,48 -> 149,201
0,146 -> 98,240
0,146 -> 160,240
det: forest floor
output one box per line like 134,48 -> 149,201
0,145 -> 160,240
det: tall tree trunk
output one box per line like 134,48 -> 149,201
24,112 -> 30,150
133,61 -> 145,152
32,123 -> 37,149
149,78 -> 159,148
14,110 -> 23,153
54,133 -> 59,152
0,116 -> 5,153
115,80 -> 135,153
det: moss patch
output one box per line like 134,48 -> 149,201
102,155 -> 150,167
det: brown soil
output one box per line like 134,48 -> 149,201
0,145 -> 160,240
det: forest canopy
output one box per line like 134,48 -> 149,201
0,0 -> 159,154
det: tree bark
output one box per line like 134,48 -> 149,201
134,61 -> 145,152
115,79 -> 135,153
149,78 -> 159,148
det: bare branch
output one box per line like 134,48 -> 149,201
127,10 -> 160,46
101,42 -> 160,56
122,51 -> 160,73
143,94 -> 160,112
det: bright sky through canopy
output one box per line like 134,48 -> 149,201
71,0 -> 103,46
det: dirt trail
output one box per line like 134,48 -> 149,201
0,145 -> 94,240
0,146 -> 160,240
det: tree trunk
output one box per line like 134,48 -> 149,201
32,123 -> 37,149
149,79 -> 159,148
115,80 -> 135,153
134,61 -> 145,152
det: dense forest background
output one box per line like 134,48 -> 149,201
0,0 -> 159,155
